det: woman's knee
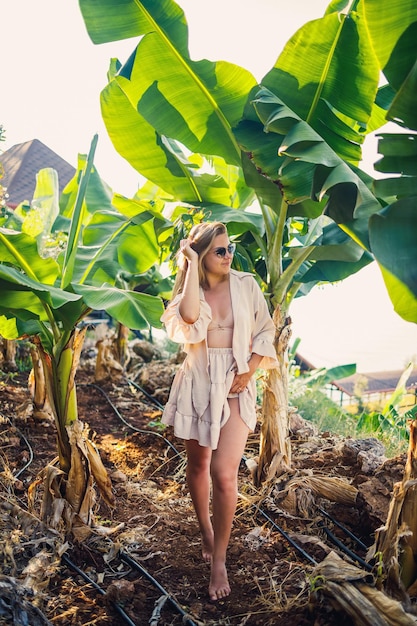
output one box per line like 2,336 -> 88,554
210,465 -> 238,493
188,458 -> 210,478
186,440 -> 211,469
186,452 -> 211,478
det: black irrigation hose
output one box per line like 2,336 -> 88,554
2,415 -> 35,478
61,553 -> 137,626
317,506 -> 369,552
317,522 -> 372,571
120,550 -> 198,626
82,383 -> 181,456
124,377 -> 165,411
253,505 -> 318,566
14,428 -> 34,478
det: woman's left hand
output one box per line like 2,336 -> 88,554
231,374 -> 251,394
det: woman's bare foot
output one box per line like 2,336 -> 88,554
201,529 -> 214,562
209,561 -> 230,601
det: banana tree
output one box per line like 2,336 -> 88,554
0,136 -> 167,536
78,0 -> 417,484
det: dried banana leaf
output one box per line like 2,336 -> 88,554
85,438 -> 115,508
273,473 -> 358,516
312,551 -> 417,626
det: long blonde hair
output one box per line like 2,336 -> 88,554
172,221 -> 228,297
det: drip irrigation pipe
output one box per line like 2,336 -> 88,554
120,550 -> 198,626
317,506 -> 368,552
123,377 -> 165,411
3,415 -> 35,478
82,383 -> 181,456
61,553 -> 137,626
252,505 -> 318,566
317,522 -> 372,571
14,428 -> 34,478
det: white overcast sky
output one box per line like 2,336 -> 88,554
3,0 -> 417,373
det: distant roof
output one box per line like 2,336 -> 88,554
294,353 -> 317,372
333,368 -> 417,397
0,139 -> 75,208
294,352 -> 417,397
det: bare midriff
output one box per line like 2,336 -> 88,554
207,326 -> 234,348
207,309 -> 234,348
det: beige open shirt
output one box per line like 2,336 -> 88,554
161,269 -> 279,446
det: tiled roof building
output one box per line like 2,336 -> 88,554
0,139 -> 75,208
329,367 -> 417,409
295,353 -> 417,408
334,369 -> 417,397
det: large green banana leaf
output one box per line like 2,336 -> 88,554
80,0 -> 255,197
369,199 -> 417,323
372,24 -> 417,200
0,229 -> 61,284
240,0 -> 385,222
78,0 -> 189,49
74,206 -> 160,284
244,0 -> 417,316
366,0 -> 417,319
363,0 -> 417,80
260,5 -> 379,164
0,263 -> 83,337
73,283 -> 163,329
79,0 -> 380,228
59,154 -> 114,221
248,88 -> 382,221
101,76 -> 241,202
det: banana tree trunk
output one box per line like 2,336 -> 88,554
116,323 -> 130,368
255,304 -> 292,487
28,346 -> 53,421
370,418 -> 417,599
34,329 -> 86,473
0,337 -> 17,372
31,328 -> 114,535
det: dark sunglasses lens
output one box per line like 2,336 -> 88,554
215,244 -> 235,257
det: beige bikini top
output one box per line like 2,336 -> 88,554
207,309 -> 234,332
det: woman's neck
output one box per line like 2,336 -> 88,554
205,273 -> 230,291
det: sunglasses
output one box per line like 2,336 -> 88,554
212,243 -> 236,257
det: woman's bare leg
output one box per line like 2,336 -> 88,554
184,439 -> 214,561
209,399 -> 249,601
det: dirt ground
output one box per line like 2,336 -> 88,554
0,344 -> 411,626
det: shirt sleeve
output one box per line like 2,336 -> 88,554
160,293 -> 212,344
250,279 -> 279,370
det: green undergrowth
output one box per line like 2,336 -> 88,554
290,386 -> 409,458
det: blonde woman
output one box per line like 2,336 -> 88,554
161,222 -> 278,601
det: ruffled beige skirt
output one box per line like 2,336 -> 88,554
161,348 -> 257,450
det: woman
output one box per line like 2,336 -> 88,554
161,221 -> 278,601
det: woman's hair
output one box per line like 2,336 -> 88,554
172,221 -> 228,297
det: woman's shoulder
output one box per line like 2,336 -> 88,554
230,269 -> 260,291
230,270 -> 265,301
230,269 -> 256,281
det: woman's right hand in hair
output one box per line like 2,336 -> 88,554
178,239 -> 200,323
180,239 -> 198,262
